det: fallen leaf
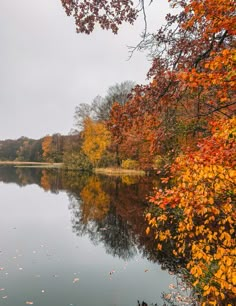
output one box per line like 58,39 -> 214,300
73,278 -> 79,283
26,302 -> 34,305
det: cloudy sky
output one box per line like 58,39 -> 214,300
0,0 -> 170,140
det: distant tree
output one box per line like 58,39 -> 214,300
73,81 -> 135,128
42,135 -> 53,162
16,139 -> 32,161
42,134 -> 65,163
74,103 -> 92,131
30,139 -> 43,161
92,81 -> 135,121
0,137 -> 43,162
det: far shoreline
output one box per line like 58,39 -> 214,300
0,161 -> 63,168
0,162 -> 147,175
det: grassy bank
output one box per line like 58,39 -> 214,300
94,167 -> 145,176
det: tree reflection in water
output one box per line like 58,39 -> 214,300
0,166 -> 199,305
0,166 -> 185,273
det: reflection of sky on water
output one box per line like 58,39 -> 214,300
0,177 -> 175,306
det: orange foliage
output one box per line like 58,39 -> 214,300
42,136 -> 53,161
40,169 -> 51,191
147,118 -> 236,304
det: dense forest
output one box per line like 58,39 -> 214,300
1,0 -> 235,304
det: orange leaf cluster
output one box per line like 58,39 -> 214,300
147,117 -> 236,304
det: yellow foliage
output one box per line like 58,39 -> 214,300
82,117 -> 111,166
80,176 -> 110,222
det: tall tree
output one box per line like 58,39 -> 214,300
82,117 -> 111,166
92,81 -> 135,121
42,135 -> 53,162
73,81 -> 135,129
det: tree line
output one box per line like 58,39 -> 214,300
0,133 -> 81,164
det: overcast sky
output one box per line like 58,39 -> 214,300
0,0 -> 169,140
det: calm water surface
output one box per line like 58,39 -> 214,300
0,166 -> 182,306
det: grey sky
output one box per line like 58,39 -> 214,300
0,0 -> 169,140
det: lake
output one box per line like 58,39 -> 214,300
0,166 -> 191,306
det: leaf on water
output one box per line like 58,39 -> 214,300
73,278 -> 79,283
2,296 -> 8,299
26,302 -> 34,305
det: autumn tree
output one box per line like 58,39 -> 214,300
82,117 -> 111,167
105,0 -> 235,169
42,134 -> 65,163
42,135 -> 53,162
146,117 -> 236,304
72,82 -> 135,167
108,101 -> 161,169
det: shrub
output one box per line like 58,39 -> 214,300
121,159 -> 139,170
63,151 -> 92,171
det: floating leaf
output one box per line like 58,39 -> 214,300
73,278 -> 79,283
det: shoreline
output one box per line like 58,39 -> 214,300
0,162 -> 146,174
0,161 -> 63,168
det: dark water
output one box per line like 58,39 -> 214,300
0,166 -> 188,306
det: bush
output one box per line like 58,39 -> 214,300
63,151 -> 92,171
97,151 -> 117,168
121,159 -> 139,170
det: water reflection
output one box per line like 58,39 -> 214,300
0,166 -> 184,276
0,166 -> 157,261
